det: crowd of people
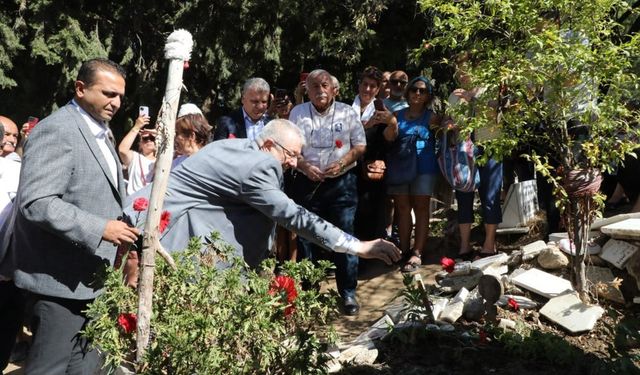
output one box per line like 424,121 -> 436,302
1,56 -> 639,374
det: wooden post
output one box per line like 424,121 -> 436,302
135,29 -> 193,363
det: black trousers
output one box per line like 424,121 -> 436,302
24,294 -> 98,375
0,280 -> 25,372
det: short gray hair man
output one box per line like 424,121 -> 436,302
242,77 -> 270,96
256,118 -> 306,147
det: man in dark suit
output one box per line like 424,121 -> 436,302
0,58 -> 139,374
213,77 -> 273,141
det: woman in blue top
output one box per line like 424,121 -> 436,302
383,76 -> 439,272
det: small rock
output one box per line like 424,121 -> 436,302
506,250 -> 523,268
537,245 -> 569,270
436,268 -> 483,293
338,339 -> 378,366
498,318 -> 516,330
521,240 -> 549,261
463,288 -> 485,322
439,287 -> 470,323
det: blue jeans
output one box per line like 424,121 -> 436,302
456,157 -> 503,225
292,171 -> 358,299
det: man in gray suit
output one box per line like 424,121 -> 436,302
0,58 -> 139,374
127,119 -> 401,269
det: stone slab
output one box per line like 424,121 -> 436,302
591,212 -> 640,231
496,227 -> 530,235
471,253 -> 509,271
482,264 -> 509,277
436,268 -> 483,293
540,292 -> 605,333
558,238 -> 601,256
600,238 -> 639,269
354,315 -> 394,343
431,297 -> 449,321
384,300 -> 407,324
601,219 -> 640,240
549,231 -> 602,243
439,287 -> 469,323
511,268 -> 574,298
499,179 -> 538,229
521,240 -> 549,261
586,266 -> 625,304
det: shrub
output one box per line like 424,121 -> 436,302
84,233 -> 337,374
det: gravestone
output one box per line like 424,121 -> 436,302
498,179 -> 538,229
599,239 -> 639,269
511,268 -> 574,298
601,218 -> 640,241
540,292 -> 604,333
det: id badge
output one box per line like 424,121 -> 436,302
311,126 -> 334,148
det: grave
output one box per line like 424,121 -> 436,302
599,238 -> 639,269
600,218 -> 640,241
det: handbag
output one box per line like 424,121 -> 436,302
362,160 -> 386,181
437,129 -> 480,192
385,133 -> 418,185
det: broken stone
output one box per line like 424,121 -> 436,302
497,295 -> 538,309
498,318 -> 517,330
600,238 -> 639,269
436,268 -> 483,293
511,268 -> 574,298
558,238 -> 601,256
539,292 -> 605,333
537,245 -> 569,270
521,240 -> 549,261
586,266 -> 625,304
626,250 -> 640,290
482,263 -> 509,277
549,231 -> 601,243
506,250 -> 523,268
431,297 -> 449,321
463,288 -> 485,322
354,315 -> 395,343
449,261 -> 472,276
592,212 -> 640,231
384,300 -> 408,324
439,287 -> 470,323
471,253 -> 509,271
601,218 -> 640,241
338,339 -> 378,366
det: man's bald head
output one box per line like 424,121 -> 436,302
0,115 -> 19,157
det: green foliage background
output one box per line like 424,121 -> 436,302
0,0 -> 432,139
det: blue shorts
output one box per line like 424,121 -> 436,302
388,173 -> 437,196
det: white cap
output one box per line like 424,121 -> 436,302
177,103 -> 203,118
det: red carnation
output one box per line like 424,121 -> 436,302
159,210 -> 171,233
183,60 -> 190,70
440,257 -> 456,273
507,297 -> 520,311
269,275 -> 298,317
335,139 -> 343,148
228,133 -> 236,139
117,312 -> 137,334
133,197 -> 149,212
479,329 -> 488,344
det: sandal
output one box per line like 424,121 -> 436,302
401,255 -> 422,273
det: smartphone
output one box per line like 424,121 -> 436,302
299,72 -> 309,83
25,116 -> 39,134
373,99 -> 385,111
139,106 -> 149,117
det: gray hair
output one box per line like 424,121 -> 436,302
256,119 -> 306,147
0,122 -> 4,137
331,75 -> 340,91
242,77 -> 270,96
306,69 -> 333,88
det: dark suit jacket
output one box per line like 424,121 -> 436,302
212,109 -> 273,141
0,103 -> 125,300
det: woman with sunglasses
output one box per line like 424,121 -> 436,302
384,76 -> 439,272
118,113 -> 157,195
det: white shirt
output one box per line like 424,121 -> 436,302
126,151 -> 155,195
72,100 -> 118,185
289,101 -> 366,173
351,95 -> 376,122
242,109 -> 267,141
0,156 -> 20,221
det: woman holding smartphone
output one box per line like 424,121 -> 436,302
118,110 -> 156,195
352,66 -> 397,241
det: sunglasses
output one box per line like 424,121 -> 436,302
390,79 -> 408,85
409,87 -> 429,95
141,135 -> 155,142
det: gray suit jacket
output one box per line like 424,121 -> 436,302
0,103 -> 125,300
126,139 -> 345,268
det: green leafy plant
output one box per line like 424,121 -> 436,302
84,233 -> 337,374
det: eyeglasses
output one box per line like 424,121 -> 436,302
409,87 -> 429,95
272,139 -> 300,161
141,135 -> 155,142
390,79 -> 408,86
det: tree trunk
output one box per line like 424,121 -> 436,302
569,196 -> 590,302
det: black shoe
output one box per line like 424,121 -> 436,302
343,296 -> 360,316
